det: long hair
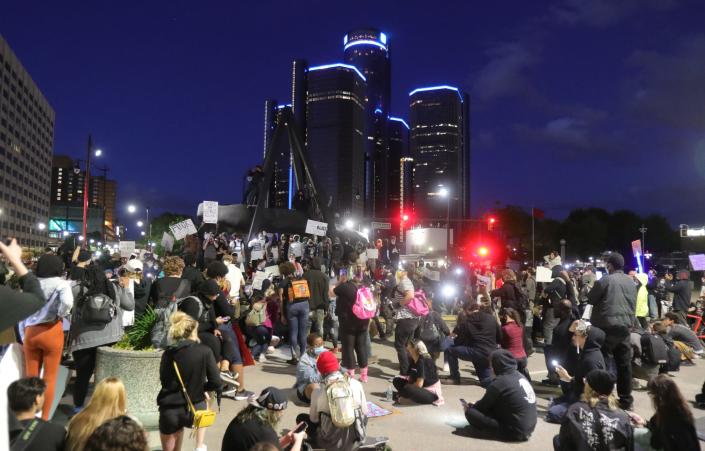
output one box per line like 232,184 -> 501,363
66,377 -> 127,451
647,374 -> 694,427
500,307 -> 523,327
583,383 -> 618,409
168,311 -> 198,342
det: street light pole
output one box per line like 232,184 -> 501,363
81,135 -> 92,246
146,207 -> 151,250
445,195 -> 450,260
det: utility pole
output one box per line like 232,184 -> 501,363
81,135 -> 93,246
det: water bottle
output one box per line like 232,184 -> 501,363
385,383 -> 394,402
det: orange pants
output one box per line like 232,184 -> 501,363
24,321 -> 64,420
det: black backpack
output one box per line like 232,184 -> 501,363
419,313 -> 440,345
641,333 -> 668,365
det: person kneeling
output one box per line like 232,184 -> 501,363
463,349 -> 537,441
553,369 -> 633,451
392,340 -> 444,405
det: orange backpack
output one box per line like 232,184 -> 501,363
288,278 -> 311,302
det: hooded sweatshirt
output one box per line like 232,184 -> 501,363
557,398 -> 633,451
473,350 -> 537,441
571,327 -> 607,399
157,339 -> 222,409
635,273 -> 649,318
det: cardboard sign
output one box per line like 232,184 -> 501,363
264,265 -> 280,276
476,275 -> 491,286
251,250 -> 265,260
252,271 -> 267,290
119,241 -> 136,258
305,219 -> 328,237
366,248 -> 379,259
161,232 -> 175,252
202,201 -> 219,224
170,219 -> 198,240
631,239 -> 642,257
536,266 -> 553,283
689,254 -> 705,271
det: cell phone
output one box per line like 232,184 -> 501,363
221,316 -> 231,322
551,359 -> 559,368
293,421 -> 307,434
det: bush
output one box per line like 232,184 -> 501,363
115,306 -> 158,351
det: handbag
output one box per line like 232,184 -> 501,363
173,361 -> 216,433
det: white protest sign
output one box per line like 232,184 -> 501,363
536,266 -> 553,283
252,271 -> 267,290
271,247 -> 279,260
689,254 -> 705,271
251,250 -> 265,260
305,219 -> 328,237
119,241 -> 136,258
476,275 -> 491,286
291,243 -> 303,258
161,232 -> 175,252
264,265 -> 280,277
170,219 -> 198,240
202,201 -> 219,224
366,248 -> 379,259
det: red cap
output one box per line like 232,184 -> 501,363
316,351 -> 340,375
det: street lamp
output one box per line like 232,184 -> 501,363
137,221 -> 144,227
141,231 -> 146,236
344,219 -> 354,230
127,205 -> 137,214
128,205 -> 151,249
438,187 -> 451,260
37,222 -> 46,231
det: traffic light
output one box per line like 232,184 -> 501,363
478,246 -> 489,257
487,216 -> 496,231
400,212 -> 410,222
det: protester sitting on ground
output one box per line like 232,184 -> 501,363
392,340 -> 444,406
298,351 -> 368,451
69,251 -> 131,414
334,269 -> 370,381
499,307 -> 530,380
7,377 -> 66,451
462,349 -> 537,442
66,377 -> 128,451
246,292 -> 273,362
84,415 -> 149,451
157,311 -> 223,451
181,253 -> 204,294
651,321 -> 683,373
662,312 -> 704,355
149,256 -> 190,307
295,333 -> 324,404
206,261 -> 254,400
221,387 -> 306,451
547,320 -> 607,423
279,261 -> 310,365
630,374 -> 699,451
20,253 -> 73,420
442,302 -> 501,387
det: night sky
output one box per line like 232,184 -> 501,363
2,0 -> 704,231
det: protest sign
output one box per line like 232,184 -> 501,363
251,250 -> 265,260
631,239 -> 642,257
264,265 -> 280,277
161,232 -> 175,252
202,201 -> 219,224
252,271 -> 267,290
305,219 -> 328,237
366,248 -> 379,259
271,247 -> 279,260
476,275 -> 491,286
170,219 -> 198,240
689,254 -> 705,271
536,266 -> 553,283
119,241 -> 136,258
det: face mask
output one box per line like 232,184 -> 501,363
313,346 -> 326,356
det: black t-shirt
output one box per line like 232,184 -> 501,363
150,277 -> 190,307
10,418 -> 66,451
334,281 -> 370,332
408,355 -> 439,387
221,418 -> 281,451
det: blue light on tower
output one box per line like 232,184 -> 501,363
389,116 -> 409,129
409,85 -> 463,102
380,32 -> 387,45
343,39 -> 388,52
308,63 -> 367,82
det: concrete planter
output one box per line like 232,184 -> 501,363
95,346 -> 163,430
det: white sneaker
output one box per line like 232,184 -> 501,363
266,346 -> 276,354
195,446 -> 207,451
442,362 -> 450,373
258,354 -> 267,363
270,335 -> 281,347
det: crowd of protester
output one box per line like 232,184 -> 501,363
2,230 -> 705,451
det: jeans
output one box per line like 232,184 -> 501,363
394,318 -> 420,375
340,328 -> 369,369
308,308 -> 325,337
601,325 -> 633,407
445,345 -> 491,386
542,307 -> 560,345
248,325 -> 271,358
72,347 -> 98,408
393,377 -> 438,404
287,301 -> 309,359
217,324 -> 242,364
546,392 -> 578,423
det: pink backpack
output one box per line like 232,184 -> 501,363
407,289 -> 430,317
352,286 -> 377,320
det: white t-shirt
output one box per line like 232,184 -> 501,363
225,263 -> 244,299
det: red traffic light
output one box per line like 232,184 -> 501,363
401,213 -> 409,222
478,246 -> 489,256
488,217 -> 496,224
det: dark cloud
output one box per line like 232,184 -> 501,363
471,41 -> 541,101
625,34 -> 705,131
549,0 -> 679,27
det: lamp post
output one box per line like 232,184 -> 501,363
128,205 -> 151,250
439,188 -> 451,260
81,135 -> 102,247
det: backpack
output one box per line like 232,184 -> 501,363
352,286 -> 377,320
641,333 -> 668,365
156,279 -> 190,309
326,375 -> 356,428
77,283 -> 117,326
287,278 -> 311,302
151,296 -> 204,348
407,289 -> 430,317
245,303 -> 267,327
419,313 -> 440,344
511,284 -> 529,311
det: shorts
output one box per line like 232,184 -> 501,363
159,401 -> 207,434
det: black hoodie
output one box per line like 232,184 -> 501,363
157,339 -> 222,409
557,398 -> 633,451
571,326 -> 607,399
473,350 -> 537,441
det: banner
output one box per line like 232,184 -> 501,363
161,232 -> 175,252
119,241 -> 136,258
202,201 -> 219,224
170,219 -> 198,240
305,219 -> 328,237
536,266 -> 553,283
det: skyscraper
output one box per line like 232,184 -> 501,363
387,116 -> 409,219
305,63 -> 367,216
263,101 -> 295,209
0,35 -> 54,247
343,28 -> 391,217
409,85 -> 470,223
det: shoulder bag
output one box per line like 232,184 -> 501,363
173,360 -> 216,434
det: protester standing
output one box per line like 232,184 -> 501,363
279,261 -> 310,364
393,264 -> 419,375
334,272 -> 370,381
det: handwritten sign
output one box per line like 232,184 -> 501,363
170,219 -> 198,240
264,265 -> 280,277
366,248 -> 379,259
476,275 -> 491,286
305,219 -> 328,237
202,201 -> 219,224
252,271 -> 267,290
161,232 -> 174,252
119,241 -> 136,258
536,266 -> 553,283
